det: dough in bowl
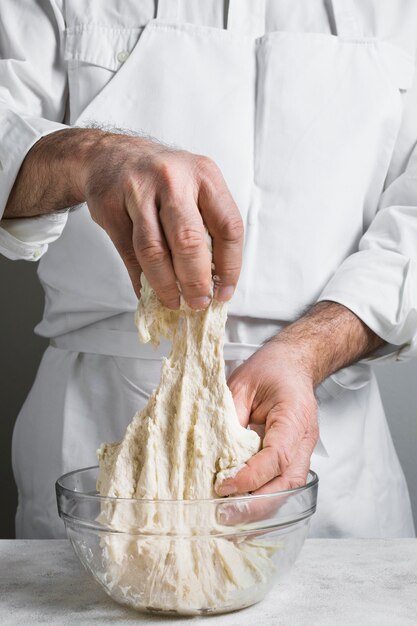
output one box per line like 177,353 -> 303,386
96,275 -> 276,613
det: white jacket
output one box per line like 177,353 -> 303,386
1,0 -> 416,538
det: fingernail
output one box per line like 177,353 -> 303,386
218,510 -> 231,524
189,296 -> 211,310
218,500 -> 251,524
217,482 -> 237,497
218,503 -> 238,524
214,285 -> 234,302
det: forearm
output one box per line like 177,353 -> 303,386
271,301 -> 385,386
3,128 -> 102,219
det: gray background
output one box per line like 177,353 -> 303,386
0,257 -> 416,538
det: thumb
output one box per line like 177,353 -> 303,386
217,405 -> 304,495
227,370 -> 252,427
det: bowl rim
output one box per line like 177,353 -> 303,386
56,465 -> 319,504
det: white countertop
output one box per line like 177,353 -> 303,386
1,539 -> 416,625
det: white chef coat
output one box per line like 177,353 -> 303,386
0,0 -> 416,539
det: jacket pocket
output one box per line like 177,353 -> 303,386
64,25 -> 145,122
65,25 -> 145,71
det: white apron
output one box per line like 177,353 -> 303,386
12,0 -> 415,538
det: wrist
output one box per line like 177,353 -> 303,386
63,128 -> 108,203
260,336 -> 317,387
267,301 -> 384,387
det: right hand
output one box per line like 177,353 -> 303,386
77,132 -> 244,309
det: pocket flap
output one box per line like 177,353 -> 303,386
65,25 -> 143,71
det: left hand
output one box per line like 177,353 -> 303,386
216,340 -> 319,496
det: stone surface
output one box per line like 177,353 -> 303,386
0,539 -> 416,625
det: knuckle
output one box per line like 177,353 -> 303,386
154,157 -> 172,181
173,228 -> 205,255
181,278 -> 211,293
137,241 -> 168,265
122,176 -> 147,215
219,213 -> 244,243
154,150 -> 188,179
276,447 -> 291,474
287,476 -> 306,490
123,173 -> 140,197
195,154 -> 219,178
154,159 -> 182,194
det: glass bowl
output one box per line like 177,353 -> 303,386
56,466 -> 318,616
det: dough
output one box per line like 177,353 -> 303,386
96,275 -> 276,614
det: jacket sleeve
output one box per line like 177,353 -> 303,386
0,0 -> 70,261
318,62 -> 417,363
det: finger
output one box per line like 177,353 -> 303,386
253,432 -> 315,495
102,207 -> 143,299
227,365 -> 254,427
129,197 -> 180,310
196,157 -> 243,302
159,192 -> 212,310
216,491 -> 286,527
217,409 -> 304,495
217,435 -> 315,526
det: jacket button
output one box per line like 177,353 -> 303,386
117,50 -> 130,63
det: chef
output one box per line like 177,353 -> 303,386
1,0 -> 416,539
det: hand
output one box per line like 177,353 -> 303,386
78,132 -> 243,309
217,340 -> 319,496
216,299 -> 385,498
